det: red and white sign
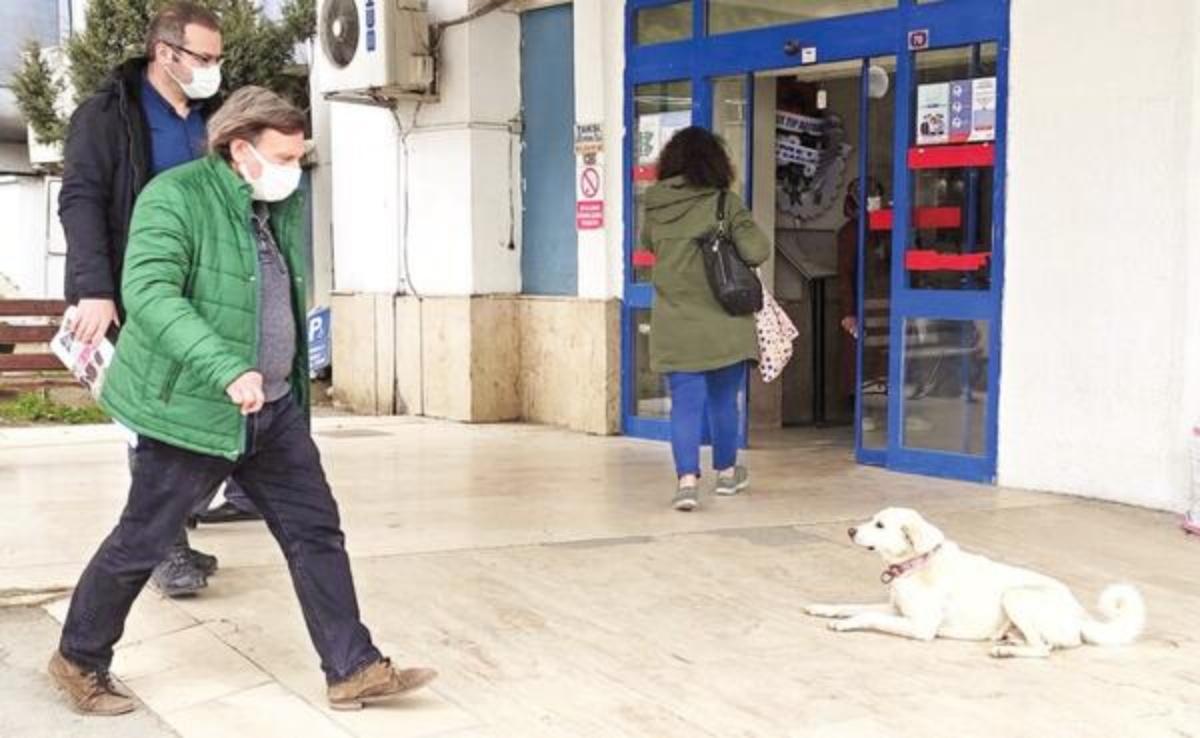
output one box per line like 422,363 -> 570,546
576,160 -> 604,230
579,166 -> 601,199
576,201 -> 604,230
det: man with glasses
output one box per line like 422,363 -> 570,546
59,1 -> 259,599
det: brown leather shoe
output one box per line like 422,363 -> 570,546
327,657 -> 437,711
47,651 -> 135,716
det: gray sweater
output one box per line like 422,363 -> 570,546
251,203 -> 297,402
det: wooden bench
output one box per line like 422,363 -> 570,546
0,299 -> 71,393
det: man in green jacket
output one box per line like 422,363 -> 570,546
49,87 -> 436,716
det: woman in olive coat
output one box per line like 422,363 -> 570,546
641,127 -> 772,511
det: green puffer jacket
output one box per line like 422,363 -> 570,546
100,156 -> 309,460
642,177 -> 772,374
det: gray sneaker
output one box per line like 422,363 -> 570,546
150,548 -> 207,598
715,465 -> 749,496
672,485 -> 699,512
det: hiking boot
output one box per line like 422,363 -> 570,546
715,465 -> 749,496
150,548 -> 207,598
186,546 -> 218,577
327,658 -> 438,711
47,651 -> 135,716
672,484 -> 699,512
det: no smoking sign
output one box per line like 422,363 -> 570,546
576,161 -> 604,231
580,167 -> 601,199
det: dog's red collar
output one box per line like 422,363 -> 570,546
881,544 -> 943,585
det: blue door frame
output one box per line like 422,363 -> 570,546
622,0 -> 1010,483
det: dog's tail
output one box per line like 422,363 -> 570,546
1080,584 -> 1145,646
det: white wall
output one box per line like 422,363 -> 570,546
404,125 -> 475,295
325,0 -> 521,298
0,176 -> 50,298
1180,1 -> 1200,512
464,7 -> 522,295
68,0 -> 87,36
329,102 -> 404,294
573,0 -> 626,300
0,142 -> 33,174
309,53 -> 334,306
998,0 -> 1196,510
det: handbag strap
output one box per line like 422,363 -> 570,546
716,190 -> 728,235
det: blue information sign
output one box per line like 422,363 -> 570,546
308,306 -> 332,376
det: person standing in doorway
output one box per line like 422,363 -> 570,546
836,178 -> 890,432
641,127 -> 772,512
48,86 -> 438,717
59,2 -> 260,598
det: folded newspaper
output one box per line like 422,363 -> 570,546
50,306 -> 116,398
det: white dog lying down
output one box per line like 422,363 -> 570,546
805,508 -> 1145,658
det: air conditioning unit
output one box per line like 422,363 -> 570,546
316,0 -> 435,97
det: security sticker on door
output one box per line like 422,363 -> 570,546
917,77 -> 996,145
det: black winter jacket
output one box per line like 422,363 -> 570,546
58,58 -> 219,311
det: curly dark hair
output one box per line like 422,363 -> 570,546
656,126 -> 734,189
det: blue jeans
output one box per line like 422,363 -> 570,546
667,362 -> 746,477
61,395 -> 381,683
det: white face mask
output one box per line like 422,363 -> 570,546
166,57 -> 221,100
239,144 -> 302,202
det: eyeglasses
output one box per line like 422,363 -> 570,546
166,42 -> 223,68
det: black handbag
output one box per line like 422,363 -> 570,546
696,190 -> 763,316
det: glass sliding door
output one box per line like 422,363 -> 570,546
888,35 -> 1007,482
623,78 -> 692,439
622,0 -> 1010,483
856,56 -> 897,457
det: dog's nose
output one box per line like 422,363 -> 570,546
848,527 -> 857,539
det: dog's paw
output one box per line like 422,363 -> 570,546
989,645 -> 1015,659
829,619 -> 858,633
805,605 -> 841,618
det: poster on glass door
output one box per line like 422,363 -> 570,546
633,109 -> 691,164
966,77 -> 996,142
635,110 -> 691,181
916,82 -> 950,145
916,77 -> 996,146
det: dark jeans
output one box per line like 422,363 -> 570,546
221,477 -> 258,513
125,447 -> 192,555
62,395 -> 381,682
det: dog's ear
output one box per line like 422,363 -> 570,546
901,514 -> 945,555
